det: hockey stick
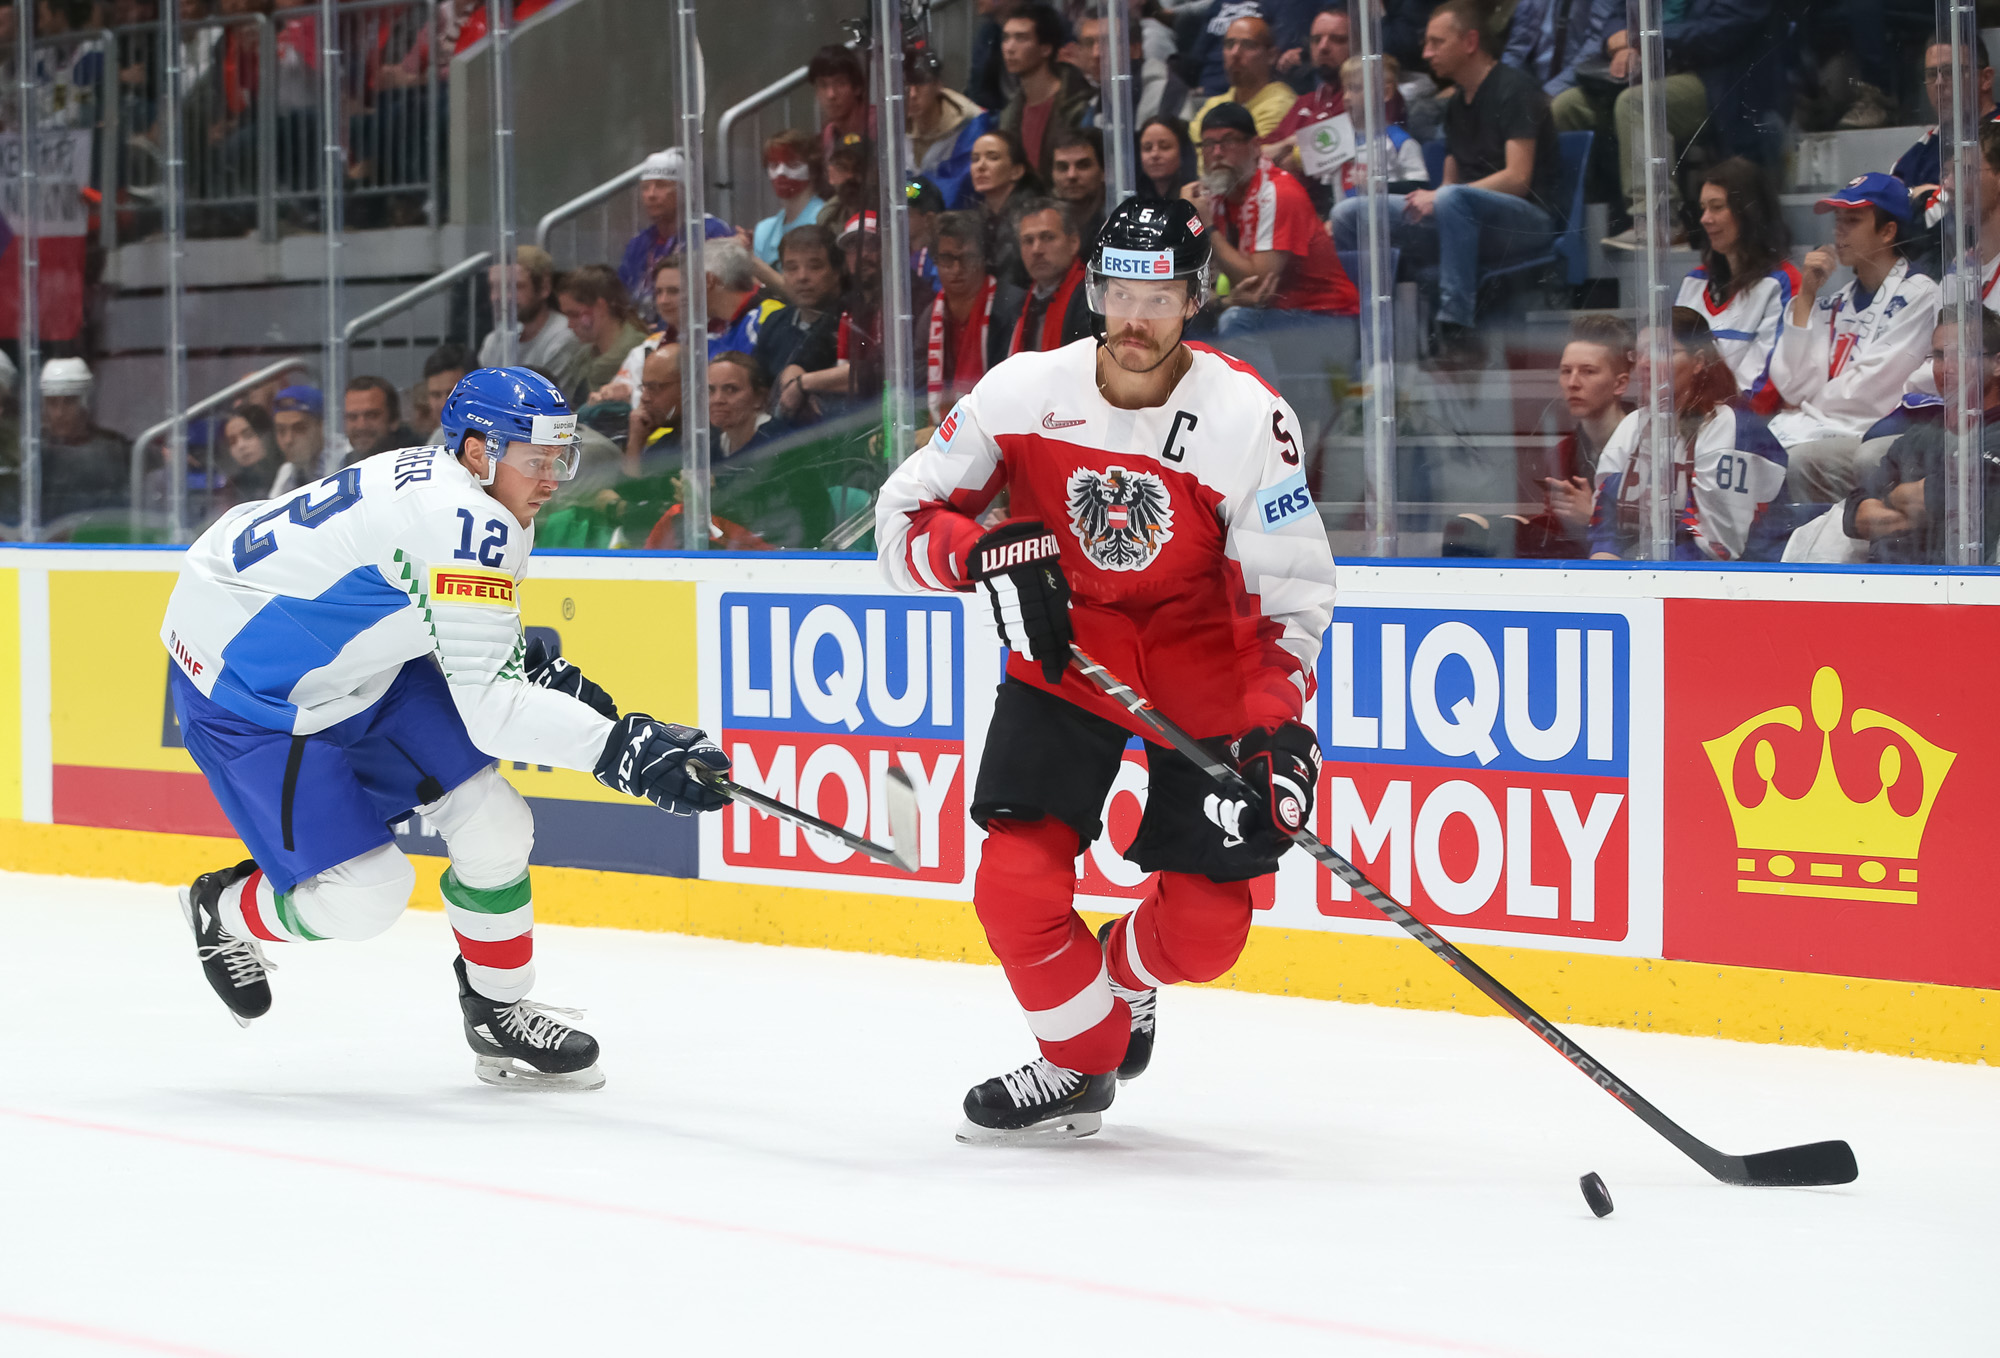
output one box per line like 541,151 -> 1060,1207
1066,644 -> 1857,1189
687,760 -> 923,874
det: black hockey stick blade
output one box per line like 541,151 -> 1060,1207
1064,644 -> 1858,1190
688,760 -> 921,873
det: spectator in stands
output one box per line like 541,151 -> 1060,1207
479,245 -> 586,393
759,224 -> 848,421
1191,16 -> 1299,143
1771,173 -> 1942,503
966,0 -> 1014,112
679,237 -> 787,360
1008,196 -> 1093,355
556,264 -> 649,407
1503,0 -> 1620,102
1264,7 -> 1352,214
340,376 -> 419,466
1964,121 -> 2000,309
1846,309 -> 2000,564
595,260 -> 682,408
817,134 -> 877,233
1332,1 -> 1559,357
999,4 -> 1094,181
925,210 -> 1021,420
268,385 -> 326,499
1138,116 -> 1194,201
1533,313 -> 1635,554
969,129 -> 1043,287
908,40 -> 995,210
626,345 -> 683,475
709,351 -> 781,459
618,149 -> 732,321
1188,101 -> 1357,340
1187,1 -> 1283,102
219,404 -> 283,507
1590,308 -> 1788,561
38,358 -> 127,525
1049,128 -> 1108,258
777,213 -> 885,420
905,176 -> 948,316
811,45 -> 873,155
235,360 -> 308,418
1677,158 -> 1799,417
1324,56 -> 1429,206
1074,7 -> 1188,133
751,130 -> 827,266
1893,36 -> 1998,194
421,343 -> 473,443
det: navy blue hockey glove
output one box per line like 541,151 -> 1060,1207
1202,721 -> 1321,862
594,713 -> 730,816
524,635 -> 619,720
968,520 -> 1073,685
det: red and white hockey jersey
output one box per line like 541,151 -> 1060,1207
1767,258 -> 1939,446
876,338 -> 1339,740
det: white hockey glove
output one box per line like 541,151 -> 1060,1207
968,519 -> 1073,684
594,714 -> 730,816
1202,721 -> 1321,861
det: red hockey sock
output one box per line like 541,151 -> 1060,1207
1104,872 -> 1256,989
975,817 -> 1129,1075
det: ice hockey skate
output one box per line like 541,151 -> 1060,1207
1098,919 -> 1156,1081
455,956 -> 605,1091
178,860 -> 275,1027
956,1058 -> 1116,1144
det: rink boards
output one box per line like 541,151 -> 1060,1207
2,546 -> 1996,1064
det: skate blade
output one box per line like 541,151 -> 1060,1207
473,1055 -> 606,1092
955,1111 -> 1103,1145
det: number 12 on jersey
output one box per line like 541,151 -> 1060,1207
231,468 -> 366,571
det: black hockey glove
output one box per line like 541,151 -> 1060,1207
523,634 -> 619,720
1202,721 -> 1322,862
594,713 -> 731,816
968,519 -> 1073,684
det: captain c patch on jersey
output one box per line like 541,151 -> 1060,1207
1066,465 -> 1175,571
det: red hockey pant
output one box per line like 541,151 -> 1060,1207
975,816 -> 1257,1075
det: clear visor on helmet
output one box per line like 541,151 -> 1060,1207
1086,272 -> 1199,319
495,438 -> 581,482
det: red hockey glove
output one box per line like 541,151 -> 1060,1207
1202,721 -> 1321,861
968,520 -> 1073,685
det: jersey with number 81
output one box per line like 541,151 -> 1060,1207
160,443 -> 612,769
876,337 -> 1338,741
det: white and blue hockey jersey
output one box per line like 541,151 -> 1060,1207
1676,260 -> 1801,415
160,445 -> 613,770
1767,258 -> 1940,446
1589,401 -> 1789,562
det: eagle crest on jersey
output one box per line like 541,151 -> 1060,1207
1066,466 -> 1174,571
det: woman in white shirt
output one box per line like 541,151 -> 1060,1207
1676,157 -> 1800,417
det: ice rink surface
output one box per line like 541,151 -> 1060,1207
2,871 -> 1994,1358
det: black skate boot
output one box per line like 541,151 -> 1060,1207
1097,918 -> 1156,1081
179,860 -> 275,1027
957,1059 -> 1117,1144
454,956 -> 604,1091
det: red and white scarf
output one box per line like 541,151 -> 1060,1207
927,277 -> 997,420
1009,258 -> 1086,359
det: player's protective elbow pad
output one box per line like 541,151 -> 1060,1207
969,520 -> 1074,685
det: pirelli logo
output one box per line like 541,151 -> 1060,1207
430,566 -> 516,606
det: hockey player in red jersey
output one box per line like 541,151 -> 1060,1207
876,198 -> 1339,1142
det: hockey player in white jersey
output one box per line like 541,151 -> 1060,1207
160,368 -> 730,1089
1590,308 -> 1790,562
876,198 -> 1339,1142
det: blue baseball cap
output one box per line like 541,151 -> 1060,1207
272,384 -> 324,417
1815,172 -> 1911,224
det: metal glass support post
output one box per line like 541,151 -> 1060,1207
672,0 -> 708,549
319,0 -> 344,474
1634,0 -> 1676,561
489,0 -> 518,368
875,0 -> 918,464
164,3 -> 189,541
1354,0 -> 1396,556
1940,0 -> 1985,563
257,16 -> 276,243
16,1 -> 39,542
97,20 -> 118,254
1101,0 -> 1135,204
425,8 -> 441,231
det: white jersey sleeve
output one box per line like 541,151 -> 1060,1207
1770,262 -> 1940,443
876,384 -> 1007,594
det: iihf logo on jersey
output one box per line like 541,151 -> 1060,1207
1066,465 -> 1174,571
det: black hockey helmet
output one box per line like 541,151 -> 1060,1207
1086,195 -> 1214,305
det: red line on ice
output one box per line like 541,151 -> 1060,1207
0,1311 -> 245,1358
0,1105 -> 1548,1358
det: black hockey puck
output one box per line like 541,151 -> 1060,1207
1579,1171 -> 1614,1218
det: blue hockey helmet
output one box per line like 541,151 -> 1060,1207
439,366 -> 580,483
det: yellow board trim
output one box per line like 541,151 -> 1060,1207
2,818 -> 1991,1066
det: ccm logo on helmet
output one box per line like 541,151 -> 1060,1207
978,533 -> 1060,574
1099,247 -> 1176,277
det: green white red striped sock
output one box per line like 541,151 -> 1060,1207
219,869 -> 321,944
441,868 -> 535,1003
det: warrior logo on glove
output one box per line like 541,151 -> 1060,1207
1067,466 -> 1174,571
969,519 -> 1075,684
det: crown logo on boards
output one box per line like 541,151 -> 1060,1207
1699,667 -> 1955,905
